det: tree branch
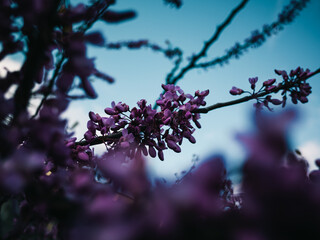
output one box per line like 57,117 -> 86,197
106,40 -> 181,56
168,0 -> 249,85
31,55 -> 65,119
76,2 -> 112,33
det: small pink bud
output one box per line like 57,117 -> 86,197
229,87 -> 243,95
104,108 -> 117,115
263,79 -> 276,86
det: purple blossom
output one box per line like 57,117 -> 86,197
249,77 -> 258,90
229,86 -> 244,95
263,78 -> 276,86
76,84 -> 209,160
233,67 -> 314,111
84,32 -> 105,46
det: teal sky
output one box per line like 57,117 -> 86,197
65,0 -> 320,181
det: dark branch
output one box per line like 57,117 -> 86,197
76,2 -> 112,33
194,42 -> 251,69
31,55 -> 65,119
168,0 -> 249,85
105,40 -> 182,63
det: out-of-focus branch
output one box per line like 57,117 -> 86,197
31,55 -> 65,119
76,2 -> 112,33
105,39 -> 182,63
194,42 -> 251,69
106,39 -> 183,93
195,1 -> 310,69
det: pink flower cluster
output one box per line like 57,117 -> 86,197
75,85 -> 209,161
275,67 -> 312,105
229,67 -> 313,111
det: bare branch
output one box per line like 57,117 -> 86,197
105,40 -> 182,62
76,2 -> 112,33
31,55 -> 65,119
167,0 -> 249,85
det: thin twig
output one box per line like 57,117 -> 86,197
168,0 -> 249,85
165,52 -> 183,84
194,42 -> 251,69
76,2 -> 111,33
31,55 -> 65,119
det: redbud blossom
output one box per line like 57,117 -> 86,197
263,78 -> 276,86
229,86 -> 244,95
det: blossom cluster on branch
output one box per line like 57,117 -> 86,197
229,67 -> 313,111
73,84 -> 209,161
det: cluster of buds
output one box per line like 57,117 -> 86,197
275,67 -> 312,105
70,85 -> 209,161
229,67 -> 313,111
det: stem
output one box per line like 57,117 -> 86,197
31,55 -> 65,119
194,42 -> 251,69
165,52 -> 183,84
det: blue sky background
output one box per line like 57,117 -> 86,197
61,0 -> 320,181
